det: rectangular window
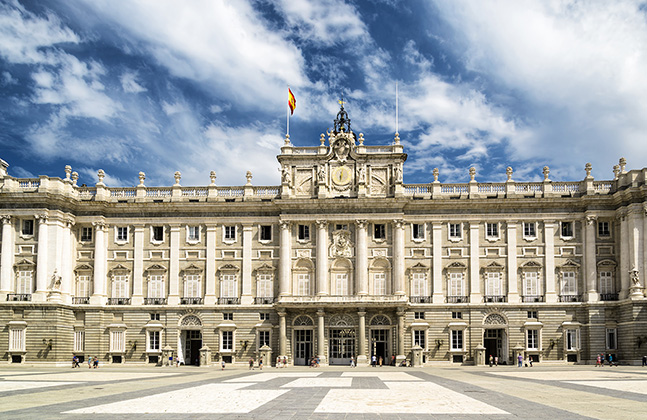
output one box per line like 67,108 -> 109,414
297,273 -> 310,296
184,274 -> 201,298
110,330 -> 125,352
561,271 -> 577,295
116,226 -> 128,242
527,311 -> 538,319
335,273 -> 349,295
21,219 -> 34,236
76,275 -> 91,298
148,274 -> 165,299
373,272 -> 386,295
485,272 -> 502,296
257,274 -> 273,297
258,330 -> 270,347
9,328 -> 25,351
414,330 -> 426,349
598,221 -> 610,237
222,330 -> 233,350
224,226 -> 236,241
223,313 -> 233,321
523,222 -> 536,238
112,275 -> 129,298
411,273 -> 427,296
260,225 -> 272,241
527,329 -> 539,350
452,311 -> 462,319
451,330 -> 463,350
606,328 -> 617,350
449,223 -> 461,239
152,226 -> 164,242
561,222 -> 573,238
449,272 -> 464,296
374,223 -> 386,240
74,330 -> 85,352
523,272 -> 539,296
335,224 -> 348,231
16,270 -> 33,294
148,330 -> 160,351
414,311 -> 425,320
220,274 -> 237,298
259,313 -> 269,321
566,329 -> 579,351
80,227 -> 93,242
486,222 -> 499,238
187,226 -> 200,241
412,223 -> 424,240
298,224 -> 310,241
150,313 -> 160,321
599,271 -> 614,294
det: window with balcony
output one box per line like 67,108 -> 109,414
16,270 -> 33,295
75,274 -> 91,302
485,272 -> 504,301
184,274 -> 201,298
220,274 -> 237,298
560,271 -> 577,297
449,272 -> 464,297
148,273 -> 165,301
257,274 -> 273,299
411,272 -> 427,297
523,271 -> 541,301
112,274 -> 129,299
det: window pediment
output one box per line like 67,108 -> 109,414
521,260 -> 542,268
14,259 -> 35,268
74,263 -> 93,272
597,259 -> 617,268
255,263 -> 275,273
407,262 -> 428,273
482,261 -> 504,271
218,263 -> 240,272
446,261 -> 466,270
109,263 -> 130,274
559,259 -> 580,269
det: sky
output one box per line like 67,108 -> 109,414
1,0 -> 647,187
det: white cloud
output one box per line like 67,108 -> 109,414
430,0 -> 647,178
120,71 -> 147,93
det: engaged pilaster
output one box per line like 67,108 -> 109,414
393,220 -> 405,295
357,310 -> 367,364
278,311 -> 287,359
315,220 -> 328,295
469,222 -> 481,302
279,221 -> 292,297
432,222 -> 443,303
131,224 -> 145,305
90,220 -> 107,305
204,224 -> 217,304
584,215 -> 599,301
544,220 -> 557,303
167,224 -> 181,305
356,220 -> 368,295
34,214 -> 49,301
241,224 -> 253,305
317,310 -> 327,365
0,216 -> 15,296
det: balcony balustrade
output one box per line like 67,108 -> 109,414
558,295 -> 582,302
254,297 -> 275,304
145,298 -> 167,305
600,293 -> 619,301
7,294 -> 31,302
107,298 -> 131,305
409,296 -> 433,303
180,297 -> 203,305
484,295 -> 506,303
447,296 -> 469,303
522,295 -> 544,303
218,297 -> 240,305
73,297 -> 90,304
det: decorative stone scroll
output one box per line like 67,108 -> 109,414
369,314 -> 391,326
293,315 -> 314,326
180,315 -> 202,327
484,314 -> 507,325
329,314 -> 354,327
330,229 -> 352,258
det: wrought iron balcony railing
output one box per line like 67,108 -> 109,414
522,295 -> 544,303
600,293 -> 619,301
7,294 -> 31,302
410,296 -> 433,303
180,297 -> 203,305
73,297 -> 90,304
218,297 -> 240,305
447,296 -> 469,303
484,295 -> 507,303
254,297 -> 275,304
145,298 -> 167,305
559,295 -> 581,302
107,298 -> 131,305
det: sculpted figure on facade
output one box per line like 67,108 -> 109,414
393,165 -> 403,184
333,138 -> 350,162
330,229 -> 352,258
50,269 -> 62,291
357,165 -> 366,184
317,166 -> 326,184
281,166 -> 291,187
631,269 -> 641,286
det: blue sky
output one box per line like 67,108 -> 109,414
1,0 -> 646,187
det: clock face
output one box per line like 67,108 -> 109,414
332,166 -> 352,186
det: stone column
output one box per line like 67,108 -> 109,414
279,221 -> 291,297
168,225 -> 181,305
396,309 -> 405,363
619,211 -> 630,298
316,220 -> 328,295
643,205 -> 647,297
506,222 -> 519,303
584,215 -> 599,301
628,207 -> 644,284
241,224 -> 253,305
393,220 -> 405,295
131,225 -> 145,305
34,214 -> 49,301
544,221 -> 557,303
357,310 -> 367,364
356,220 -> 368,295
91,221 -> 107,305
204,224 -> 217,305
278,311 -> 287,359
1,216 -> 15,295
317,310 -> 327,365
60,218 -> 74,300
469,222 -> 480,302
432,222 -> 443,303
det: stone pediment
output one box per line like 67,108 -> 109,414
146,263 -> 167,271
521,260 -> 542,268
446,261 -> 466,269
407,262 -> 428,272
218,263 -> 240,272
255,263 -> 275,273
482,261 -> 504,271
109,263 -> 130,273
14,259 -> 35,267
597,259 -> 617,267
559,259 -> 580,268
74,263 -> 93,272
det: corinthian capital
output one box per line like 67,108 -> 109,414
0,215 -> 12,225
355,219 -> 367,229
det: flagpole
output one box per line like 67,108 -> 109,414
395,81 -> 399,134
287,86 -> 290,138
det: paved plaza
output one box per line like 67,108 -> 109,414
0,364 -> 646,419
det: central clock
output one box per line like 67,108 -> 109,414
331,166 -> 352,186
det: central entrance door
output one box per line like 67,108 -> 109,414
294,329 -> 313,366
371,329 -> 389,364
484,329 -> 506,363
329,328 -> 355,365
182,330 -> 202,366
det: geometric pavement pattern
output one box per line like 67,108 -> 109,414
1,366 -> 647,419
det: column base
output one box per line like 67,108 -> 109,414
131,296 -> 143,306
167,295 -> 180,305
586,292 -> 600,302
204,295 -> 217,305
507,293 -> 520,304
630,286 -> 645,299
544,292 -> 558,303
240,295 -> 253,305
31,291 -> 48,302
357,355 -> 368,365
90,295 -> 106,305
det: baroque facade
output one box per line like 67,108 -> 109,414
1,105 -> 647,366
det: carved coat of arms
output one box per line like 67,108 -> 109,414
330,229 -> 352,258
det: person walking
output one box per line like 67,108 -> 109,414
379,356 -> 383,367
642,355 -> 646,367
249,358 -> 254,370
494,356 -> 499,366
276,356 -> 281,368
528,356 -> 533,367
282,356 -> 287,368
350,356 -> 355,367
596,354 -> 602,367
72,356 -> 79,368
371,354 -> 376,367
221,360 -> 226,370
259,358 -> 263,370
489,355 -> 493,367
517,353 -> 523,367
88,357 -> 92,369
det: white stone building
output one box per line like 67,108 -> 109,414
1,105 -> 646,366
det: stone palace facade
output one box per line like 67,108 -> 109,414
1,105 -> 647,367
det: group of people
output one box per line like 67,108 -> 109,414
248,358 -> 263,370
596,353 -> 618,367
275,356 -> 288,368
488,355 -> 500,366
71,356 -> 99,368
516,354 -> 534,367
309,357 -> 320,367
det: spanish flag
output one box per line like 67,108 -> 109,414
288,88 -> 296,115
